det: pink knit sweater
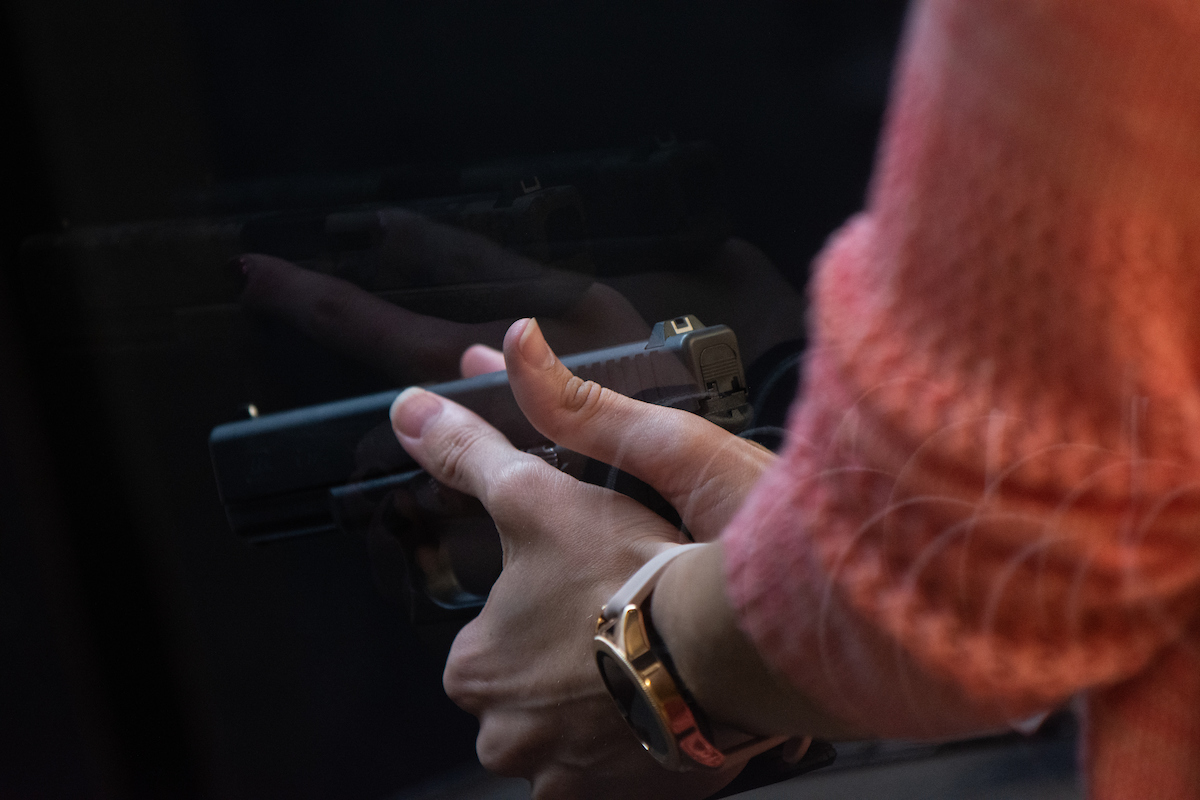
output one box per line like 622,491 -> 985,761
722,1 -> 1200,797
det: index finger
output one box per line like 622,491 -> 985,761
388,386 -> 544,507
503,318 -> 774,541
388,385 -> 679,560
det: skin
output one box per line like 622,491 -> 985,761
390,318 -> 858,799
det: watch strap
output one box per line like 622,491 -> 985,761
600,543 -> 704,621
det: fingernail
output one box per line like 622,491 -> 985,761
518,318 -> 555,369
391,387 -> 443,438
225,256 -> 249,292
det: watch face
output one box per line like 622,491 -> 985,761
597,652 -> 669,759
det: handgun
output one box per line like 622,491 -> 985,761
208,316 -> 840,790
209,315 -> 751,622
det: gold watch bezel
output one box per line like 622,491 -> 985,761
594,603 -> 727,771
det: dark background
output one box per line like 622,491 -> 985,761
0,2 -> 907,797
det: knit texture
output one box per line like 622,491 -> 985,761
722,1 -> 1200,796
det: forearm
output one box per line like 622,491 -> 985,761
651,542 -> 858,741
652,539 -> 1037,744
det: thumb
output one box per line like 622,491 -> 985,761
502,318 -> 773,540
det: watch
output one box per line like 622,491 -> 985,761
593,543 -> 766,771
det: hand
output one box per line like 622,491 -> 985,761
233,210 -> 805,386
236,210 -> 650,384
389,317 -> 779,799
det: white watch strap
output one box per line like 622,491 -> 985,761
600,543 -> 705,621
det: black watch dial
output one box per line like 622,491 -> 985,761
597,652 -> 669,758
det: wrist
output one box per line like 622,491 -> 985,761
594,543 -> 743,770
651,542 -> 858,740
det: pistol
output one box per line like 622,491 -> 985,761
209,316 -> 751,622
208,317 -> 840,790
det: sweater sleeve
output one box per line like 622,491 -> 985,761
722,0 -> 1200,740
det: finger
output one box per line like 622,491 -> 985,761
240,210 -> 589,357
364,208 -> 549,284
239,253 -> 512,382
503,318 -> 774,541
779,736 -> 814,764
474,711 -> 555,778
238,253 -> 647,383
389,386 -> 552,509
460,344 -> 505,378
392,384 -> 680,581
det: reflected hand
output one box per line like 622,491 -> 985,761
236,210 -> 649,384
233,210 -> 805,386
